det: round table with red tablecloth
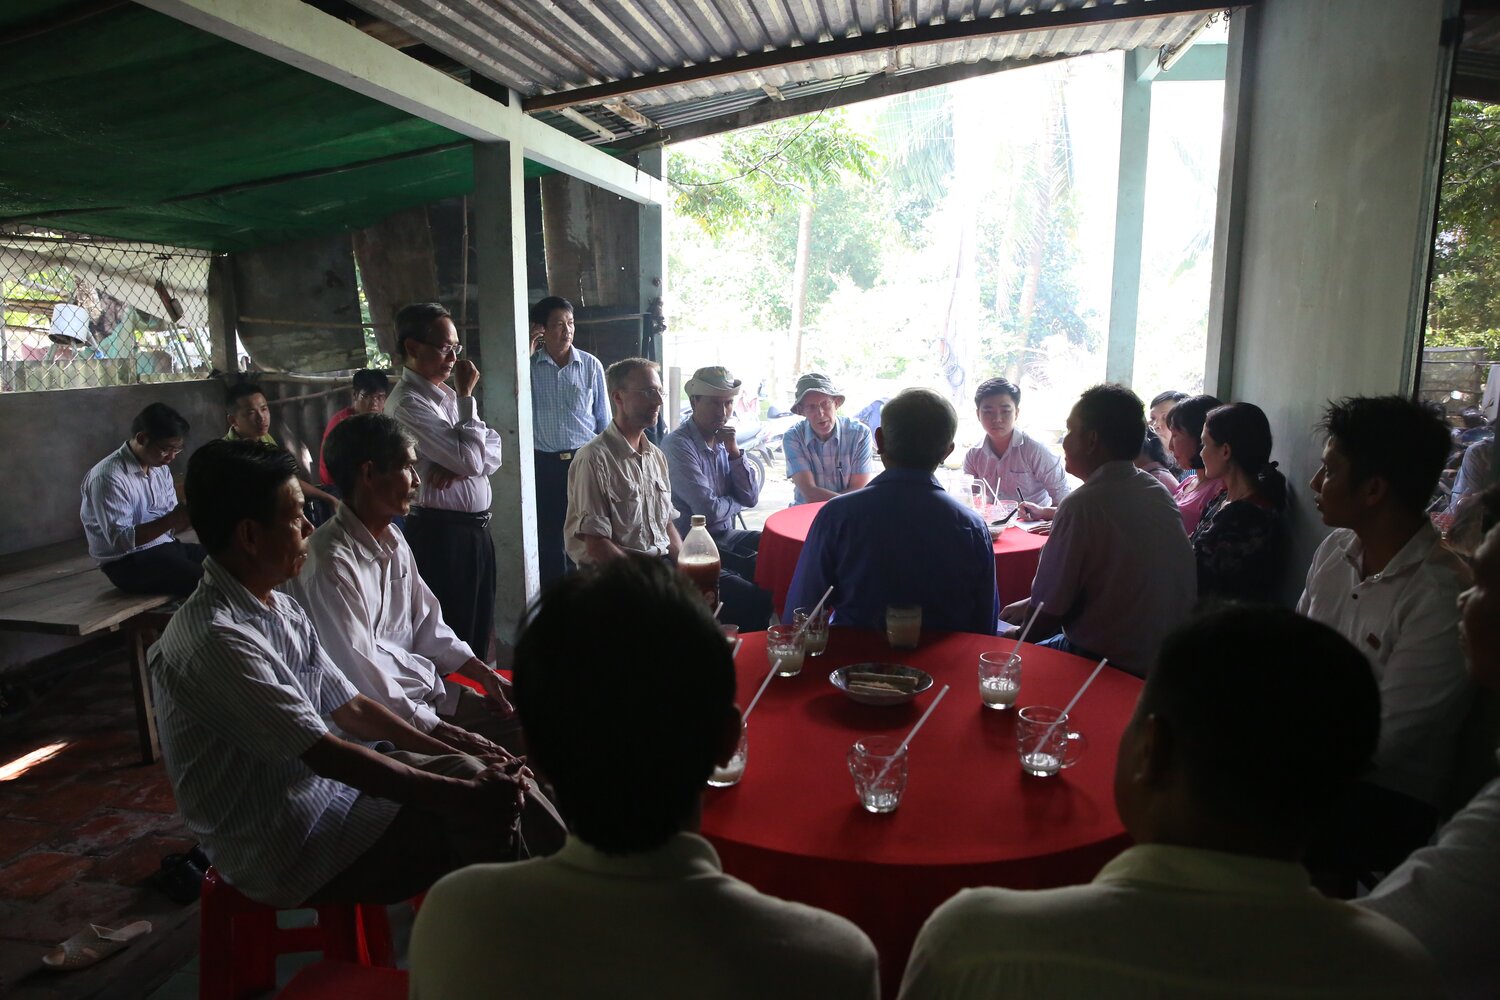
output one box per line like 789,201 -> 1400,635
700,627 -> 1142,993
754,500 -> 1047,615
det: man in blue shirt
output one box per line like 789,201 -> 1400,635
529,296 -> 609,588
785,388 -> 998,633
663,366 -> 762,579
783,373 -> 878,505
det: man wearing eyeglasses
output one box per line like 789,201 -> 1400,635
387,302 -> 503,663
80,402 -> 204,596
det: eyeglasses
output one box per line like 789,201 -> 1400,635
426,342 -> 463,359
625,386 -> 665,400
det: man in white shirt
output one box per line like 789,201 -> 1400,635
1297,395 -> 1473,889
962,377 -> 1069,507
387,302 -> 503,661
81,402 -> 201,596
900,606 -> 1441,1000
1359,487 -> 1500,999
1001,384 -> 1195,676
410,555 -> 879,1000
152,439 -> 528,907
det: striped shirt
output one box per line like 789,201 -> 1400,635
782,416 -> 877,505
150,557 -> 400,907
388,367 -> 503,514
531,348 -> 609,453
961,428 -> 1071,506
80,442 -> 178,562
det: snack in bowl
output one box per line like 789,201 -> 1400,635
831,663 -> 934,706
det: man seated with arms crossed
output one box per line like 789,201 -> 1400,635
1298,396 -> 1474,891
664,365 -> 763,579
410,555 -> 879,1000
1001,384 -> 1195,677
81,402 -> 202,596
565,358 -> 770,631
151,439 -> 530,907
963,377 -> 1069,508
899,606 -> 1441,1000
783,372 -> 877,505
785,388 -> 998,634
1358,486 -> 1500,999
225,381 -> 340,511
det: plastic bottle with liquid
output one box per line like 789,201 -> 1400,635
678,514 -> 722,609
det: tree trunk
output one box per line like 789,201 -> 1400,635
789,201 -> 815,375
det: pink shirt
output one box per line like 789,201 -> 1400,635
1172,474 -> 1225,535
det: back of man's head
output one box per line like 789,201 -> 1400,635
323,413 -> 413,501
1319,396 -> 1450,516
879,388 -> 957,470
1137,606 -> 1380,844
186,439 -> 299,554
1074,384 -> 1146,462
513,555 -> 736,854
132,402 -> 189,442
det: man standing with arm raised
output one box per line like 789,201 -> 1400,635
386,302 -> 503,663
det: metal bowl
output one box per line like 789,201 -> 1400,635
830,663 -> 935,707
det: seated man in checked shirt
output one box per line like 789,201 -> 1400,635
151,439 -> 533,907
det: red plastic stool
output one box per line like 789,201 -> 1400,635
199,867 -> 395,1000
276,960 -> 407,999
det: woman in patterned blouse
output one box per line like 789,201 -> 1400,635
1191,402 -> 1289,602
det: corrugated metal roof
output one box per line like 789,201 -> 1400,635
341,1 -> 1221,144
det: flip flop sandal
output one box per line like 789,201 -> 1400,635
41,921 -> 152,971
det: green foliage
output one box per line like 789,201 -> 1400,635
1429,100 -> 1500,341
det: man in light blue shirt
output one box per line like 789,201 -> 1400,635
663,366 -> 762,579
80,402 -> 202,596
784,388 -> 997,632
782,372 -> 877,505
529,295 -> 609,587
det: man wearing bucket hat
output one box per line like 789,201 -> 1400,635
664,366 -> 763,580
783,372 -> 878,506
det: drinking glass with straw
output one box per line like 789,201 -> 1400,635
848,684 -> 951,812
1017,658 -> 1108,777
708,651 -> 777,788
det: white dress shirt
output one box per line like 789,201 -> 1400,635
962,428 -> 1071,506
1029,460 -> 1196,675
1358,758 -> 1500,999
387,367 -> 502,513
900,844 -> 1441,1000
410,832 -> 879,1000
150,557 -> 398,907
80,442 -> 178,562
293,503 -> 475,732
1296,525 -> 1474,807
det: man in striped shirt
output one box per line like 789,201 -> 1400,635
151,439 -> 529,906
783,373 -> 878,505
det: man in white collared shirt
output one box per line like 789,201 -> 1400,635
1297,395 -> 1474,889
387,302 -> 503,662
1001,384 -> 1195,676
410,555 -> 878,1000
962,377 -> 1069,506
80,402 -> 202,596
900,607 -> 1440,1000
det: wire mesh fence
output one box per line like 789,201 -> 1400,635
0,227 -> 216,392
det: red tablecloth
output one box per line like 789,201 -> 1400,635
755,500 -> 1047,614
701,628 -> 1141,992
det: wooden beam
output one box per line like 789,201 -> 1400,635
614,55 -> 1071,152
525,0 -> 1253,113
134,0 -> 662,204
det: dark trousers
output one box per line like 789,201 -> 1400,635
1306,780 -> 1441,896
719,568 -> 773,633
405,507 -> 496,663
100,541 -> 207,598
534,450 -> 575,590
712,528 -> 761,580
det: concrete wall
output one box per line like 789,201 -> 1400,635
1221,0 -> 1450,599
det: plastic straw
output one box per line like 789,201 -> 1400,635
1030,658 -> 1109,757
731,637 -> 743,660
795,585 -> 835,635
742,658 -> 783,722
871,683 -> 951,788
713,602 -> 724,620
1008,601 -> 1046,660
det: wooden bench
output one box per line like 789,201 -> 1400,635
0,546 -> 174,764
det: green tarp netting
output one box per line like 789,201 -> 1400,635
0,1 -> 547,251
